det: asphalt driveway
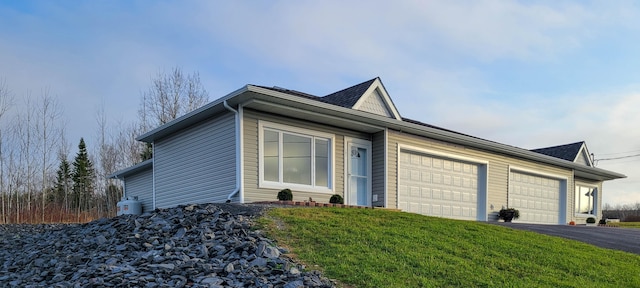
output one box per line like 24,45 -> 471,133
493,223 -> 640,255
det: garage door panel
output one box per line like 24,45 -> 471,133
432,189 -> 441,199
510,171 -> 561,224
399,151 -> 483,221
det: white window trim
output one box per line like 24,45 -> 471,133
574,185 -> 597,217
343,137 -> 373,206
258,120 -> 335,193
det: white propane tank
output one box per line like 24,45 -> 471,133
117,196 -> 142,216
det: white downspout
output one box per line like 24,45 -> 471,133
119,176 -> 126,198
152,141 -> 156,209
224,100 -> 241,202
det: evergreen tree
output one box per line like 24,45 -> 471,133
140,142 -> 153,161
52,157 -> 72,205
72,138 -> 94,211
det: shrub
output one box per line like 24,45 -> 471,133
277,189 -> 293,201
329,194 -> 344,204
498,208 -> 520,222
599,218 -> 607,225
586,217 -> 596,224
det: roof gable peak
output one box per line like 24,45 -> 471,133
322,77 -> 401,120
531,141 -> 593,166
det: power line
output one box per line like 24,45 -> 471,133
597,149 -> 640,156
595,153 -> 640,161
594,153 -> 640,166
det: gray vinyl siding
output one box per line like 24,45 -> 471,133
124,168 -> 153,212
242,108 -> 369,203
371,130 -> 385,207
388,129 -> 573,221
154,112 -> 236,208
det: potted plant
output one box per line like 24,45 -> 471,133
498,208 -> 520,222
586,217 -> 597,226
277,188 -> 293,201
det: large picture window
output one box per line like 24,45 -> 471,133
260,122 -> 333,191
575,186 -> 595,215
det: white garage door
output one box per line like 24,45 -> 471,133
398,150 -> 484,221
509,171 -> 562,224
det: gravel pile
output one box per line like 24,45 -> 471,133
0,203 -> 335,287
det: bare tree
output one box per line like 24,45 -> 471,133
94,106 -> 123,217
11,94 -> 37,222
0,79 -> 13,223
36,90 -> 62,222
136,67 -> 208,161
140,67 -> 209,129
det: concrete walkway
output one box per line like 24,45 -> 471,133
493,222 -> 640,255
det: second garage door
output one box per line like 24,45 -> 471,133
398,150 -> 486,221
509,171 -> 565,224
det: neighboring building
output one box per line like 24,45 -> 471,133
110,77 -> 625,224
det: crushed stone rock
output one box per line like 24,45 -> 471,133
0,203 -> 335,287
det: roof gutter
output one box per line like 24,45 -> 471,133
223,100 -> 241,202
246,85 -> 625,181
137,85 -> 249,142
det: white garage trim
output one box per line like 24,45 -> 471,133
509,166 -> 569,181
508,166 -> 568,224
399,145 -> 489,166
397,145 -> 489,221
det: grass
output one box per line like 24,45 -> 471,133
608,222 -> 640,228
259,208 -> 640,288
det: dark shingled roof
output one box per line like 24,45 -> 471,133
321,78 -> 378,108
531,141 -> 585,162
254,85 -> 320,100
254,79 -> 501,143
255,78 -> 379,108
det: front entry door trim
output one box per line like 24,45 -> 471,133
345,137 -> 372,206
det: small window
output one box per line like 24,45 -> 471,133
575,186 -> 595,215
259,122 -> 333,192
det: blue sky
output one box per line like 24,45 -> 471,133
1,1 -> 639,205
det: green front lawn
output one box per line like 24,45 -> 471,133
260,208 -> 640,287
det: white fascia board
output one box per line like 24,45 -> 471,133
248,85 -> 626,180
132,83 -> 625,182
396,122 -> 626,181
244,99 -> 386,133
136,85 -> 250,142
247,85 -> 399,130
108,159 -> 153,179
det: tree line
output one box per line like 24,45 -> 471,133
0,67 -> 208,223
603,202 -> 640,222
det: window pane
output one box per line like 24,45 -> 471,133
263,130 -> 279,181
283,133 -> 311,185
576,186 -> 592,214
315,139 -> 329,187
